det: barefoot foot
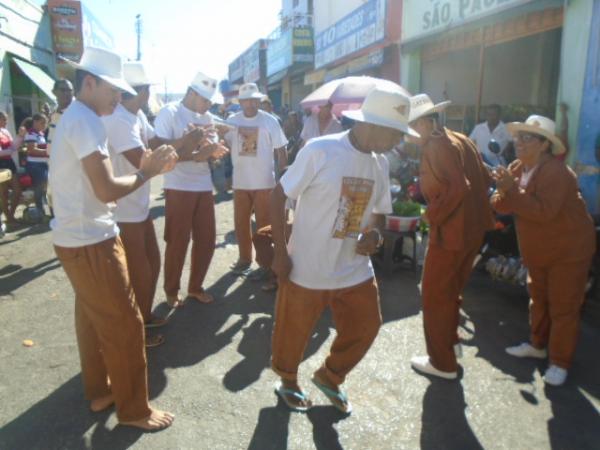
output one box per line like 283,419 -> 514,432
119,407 -> 175,431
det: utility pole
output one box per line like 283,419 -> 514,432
135,14 -> 142,61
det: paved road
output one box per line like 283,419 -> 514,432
0,178 -> 599,450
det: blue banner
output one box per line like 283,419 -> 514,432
314,0 -> 386,69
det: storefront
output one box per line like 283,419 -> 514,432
228,40 -> 268,103
266,27 -> 314,111
308,0 -> 402,91
400,0 -> 598,213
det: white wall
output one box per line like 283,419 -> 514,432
313,0 -> 365,34
281,0 -> 312,27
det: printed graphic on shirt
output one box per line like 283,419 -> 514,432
332,177 -> 374,239
238,126 -> 258,157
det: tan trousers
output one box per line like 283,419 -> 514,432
118,217 -> 160,323
54,237 -> 151,422
234,189 -> 271,263
163,189 -> 215,297
528,258 -> 592,369
271,278 -> 381,385
421,240 -> 482,372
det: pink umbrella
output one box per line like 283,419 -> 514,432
300,76 -> 410,110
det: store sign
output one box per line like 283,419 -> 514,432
402,0 -> 535,43
267,28 -> 314,77
48,0 -> 84,61
314,0 -> 387,69
229,56 -> 244,82
324,48 -> 385,81
243,41 -> 261,83
81,3 -> 115,50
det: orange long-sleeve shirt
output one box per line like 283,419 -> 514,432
419,128 -> 495,251
490,156 -> 595,267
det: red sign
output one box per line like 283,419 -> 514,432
47,0 -> 83,63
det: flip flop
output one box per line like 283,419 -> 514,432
145,316 -> 168,329
187,291 -> 214,304
145,334 -> 165,348
274,382 -> 312,412
166,295 -> 184,309
311,377 -> 352,414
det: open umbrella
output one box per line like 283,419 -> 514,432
300,76 -> 410,110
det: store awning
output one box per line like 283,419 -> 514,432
12,58 -> 56,103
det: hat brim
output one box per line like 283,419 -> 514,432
234,93 -> 265,103
506,122 -> 566,155
190,85 -> 222,103
409,100 -> 452,123
62,58 -> 136,95
342,109 -> 420,138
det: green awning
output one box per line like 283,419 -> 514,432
12,58 -> 56,104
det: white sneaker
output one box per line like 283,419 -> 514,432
505,342 -> 547,359
544,365 -> 568,386
411,355 -> 457,380
454,343 -> 463,359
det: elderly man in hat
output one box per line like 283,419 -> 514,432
154,72 -> 228,307
50,47 -> 178,430
407,94 -> 494,380
299,101 -> 343,145
270,86 -> 417,413
225,82 -> 288,277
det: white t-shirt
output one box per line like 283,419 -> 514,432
154,102 -> 215,192
469,121 -> 512,167
280,131 -> 392,290
49,100 -> 119,247
102,104 -> 156,222
300,113 -> 343,142
226,110 -> 288,190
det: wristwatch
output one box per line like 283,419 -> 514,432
372,229 -> 384,248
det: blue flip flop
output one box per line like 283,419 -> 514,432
274,383 -> 312,412
311,377 -> 352,414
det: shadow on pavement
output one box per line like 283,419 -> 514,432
0,375 -> 144,450
0,257 -> 61,296
0,222 -> 50,247
420,381 -> 483,450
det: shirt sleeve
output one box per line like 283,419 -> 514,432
104,116 -> 144,154
268,116 -> 288,149
70,117 -> 108,160
153,107 -> 175,140
280,143 -> 325,200
372,155 -> 393,215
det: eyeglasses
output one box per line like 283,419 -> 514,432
515,132 -> 545,144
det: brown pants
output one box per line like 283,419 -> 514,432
528,258 -> 592,369
421,240 -> 482,372
118,217 -> 160,323
272,278 -> 381,385
163,189 -> 215,297
54,237 -> 151,422
234,189 -> 271,263
253,225 -> 274,269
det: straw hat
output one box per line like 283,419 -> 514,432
62,47 -> 135,95
237,83 -> 264,101
189,72 -> 219,102
123,62 -> 155,87
408,94 -> 451,122
506,115 -> 566,155
342,87 -> 419,137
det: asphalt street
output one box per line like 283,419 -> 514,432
0,178 -> 599,450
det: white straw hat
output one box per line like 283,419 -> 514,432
506,115 -> 566,155
237,83 -> 264,101
62,47 -> 135,95
123,62 -> 154,87
190,72 -> 219,102
342,87 -> 419,137
408,94 -> 451,122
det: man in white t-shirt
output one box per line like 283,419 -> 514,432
49,47 -> 178,431
102,62 -> 170,347
269,87 -> 419,413
469,104 -> 512,167
225,82 -> 288,276
154,72 -> 228,307
300,101 -> 343,145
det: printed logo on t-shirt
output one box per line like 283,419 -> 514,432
238,127 -> 258,157
332,177 -> 374,239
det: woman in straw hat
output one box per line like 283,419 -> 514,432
491,115 -> 595,386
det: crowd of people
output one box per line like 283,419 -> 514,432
0,45 -> 595,432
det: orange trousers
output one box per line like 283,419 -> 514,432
234,189 -> 271,263
54,237 -> 151,422
271,278 -> 381,385
421,240 -> 482,372
528,258 -> 592,369
163,189 -> 215,297
118,217 -> 160,323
